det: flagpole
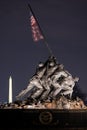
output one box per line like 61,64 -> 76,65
28,3 -> 53,56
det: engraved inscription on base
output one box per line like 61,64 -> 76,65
39,111 -> 52,125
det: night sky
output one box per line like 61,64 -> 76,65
0,0 -> 87,103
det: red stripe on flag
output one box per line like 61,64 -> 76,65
30,14 -> 44,42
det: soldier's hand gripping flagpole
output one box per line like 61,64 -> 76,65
28,3 -> 53,56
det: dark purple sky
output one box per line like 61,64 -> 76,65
0,0 -> 87,102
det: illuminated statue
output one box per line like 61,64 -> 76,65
16,56 -> 79,102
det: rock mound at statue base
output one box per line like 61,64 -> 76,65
1,96 -> 87,109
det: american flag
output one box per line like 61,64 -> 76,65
30,13 -> 44,42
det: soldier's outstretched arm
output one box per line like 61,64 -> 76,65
16,89 -> 28,99
16,82 -> 35,99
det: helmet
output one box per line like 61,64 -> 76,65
38,62 -> 44,67
49,61 -> 55,67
